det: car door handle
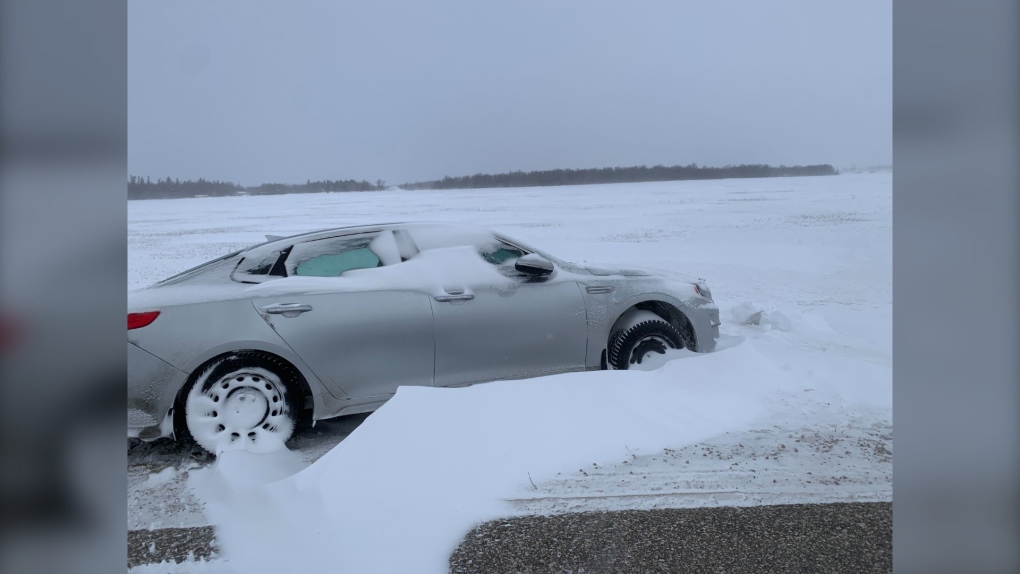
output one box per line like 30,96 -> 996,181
434,293 -> 475,302
262,303 -> 313,317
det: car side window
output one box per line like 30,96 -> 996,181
285,234 -> 382,277
481,245 -> 525,265
231,249 -> 287,283
480,242 -> 527,276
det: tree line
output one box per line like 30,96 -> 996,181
399,163 -> 838,190
128,176 -> 382,200
128,163 -> 838,200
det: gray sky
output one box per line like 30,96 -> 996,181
129,1 -> 891,186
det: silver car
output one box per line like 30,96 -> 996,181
128,223 -> 720,454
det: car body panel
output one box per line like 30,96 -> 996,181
127,342 -> 186,437
430,277 -> 589,387
129,299 -> 294,372
575,275 -> 719,360
127,222 -> 722,440
128,298 -> 341,438
251,290 -> 435,399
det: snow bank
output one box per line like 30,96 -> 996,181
189,335 -> 888,574
731,302 -> 792,331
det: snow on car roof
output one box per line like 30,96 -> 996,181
245,222 -> 495,254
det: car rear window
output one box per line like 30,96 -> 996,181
231,249 -> 288,283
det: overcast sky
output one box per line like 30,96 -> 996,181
128,1 -> 891,186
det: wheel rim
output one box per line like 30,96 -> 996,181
609,317 -> 686,370
628,334 -> 676,367
185,367 -> 293,454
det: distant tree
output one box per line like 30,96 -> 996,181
398,163 -> 838,191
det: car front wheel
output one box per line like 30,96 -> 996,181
183,353 -> 299,455
608,317 -> 684,370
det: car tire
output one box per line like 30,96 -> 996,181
180,352 -> 301,455
608,318 -> 684,370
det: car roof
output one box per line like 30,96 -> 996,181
154,222 -> 427,286
251,221 -> 485,251
255,221 -> 406,247
152,221 -> 557,289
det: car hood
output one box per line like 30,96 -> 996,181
585,265 -> 651,277
584,263 -> 703,285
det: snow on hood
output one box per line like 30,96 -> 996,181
585,265 -> 652,276
585,263 -> 703,285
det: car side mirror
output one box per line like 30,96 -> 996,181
515,253 -> 554,276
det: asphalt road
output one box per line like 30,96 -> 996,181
450,502 -> 891,574
129,501 -> 891,572
128,526 -> 217,569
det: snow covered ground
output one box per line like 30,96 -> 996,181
127,172 -> 892,573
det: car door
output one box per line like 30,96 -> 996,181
421,236 -> 589,387
249,230 -> 435,400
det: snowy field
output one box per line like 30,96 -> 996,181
127,172 -> 892,573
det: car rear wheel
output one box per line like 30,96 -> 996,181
608,317 -> 684,370
182,353 -> 300,455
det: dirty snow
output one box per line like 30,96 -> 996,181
127,172 -> 892,573
138,467 -> 179,490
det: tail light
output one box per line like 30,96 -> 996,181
128,311 -> 160,330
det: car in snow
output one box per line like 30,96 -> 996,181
128,223 -> 720,453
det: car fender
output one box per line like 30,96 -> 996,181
145,338 -> 338,436
582,280 -> 713,363
612,290 -> 719,353
175,338 -> 339,402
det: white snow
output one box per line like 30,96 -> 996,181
128,172 -> 892,573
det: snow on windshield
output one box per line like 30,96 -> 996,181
402,223 -> 502,252
369,230 -> 401,265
